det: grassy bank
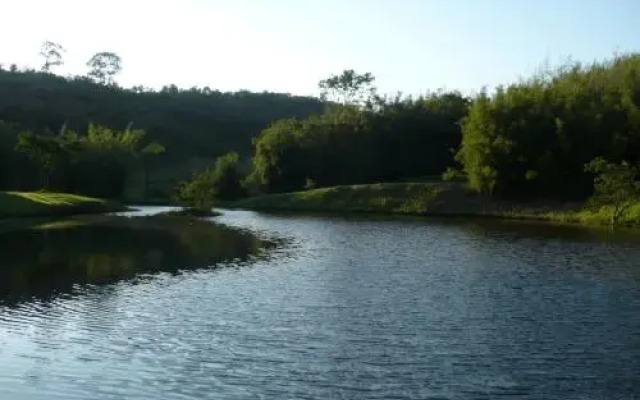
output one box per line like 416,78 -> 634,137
0,191 -> 124,219
232,182 -> 640,227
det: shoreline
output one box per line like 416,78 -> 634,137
230,182 -> 640,229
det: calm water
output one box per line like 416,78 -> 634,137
0,209 -> 639,399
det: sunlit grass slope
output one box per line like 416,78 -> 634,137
0,191 -> 123,219
233,182 -> 640,227
234,183 -> 497,215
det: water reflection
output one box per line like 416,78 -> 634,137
0,216 -> 267,304
1,210 -> 639,399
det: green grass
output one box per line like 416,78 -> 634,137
0,191 -> 124,219
234,182 -> 496,215
551,202 -> 640,227
232,182 -> 640,228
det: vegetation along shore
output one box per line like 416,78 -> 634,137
1,43 -> 639,228
231,182 -> 640,227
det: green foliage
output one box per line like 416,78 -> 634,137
319,69 -> 376,105
68,124 -> 164,198
176,168 -> 218,212
9,43 -> 640,219
233,180 -> 640,227
176,152 -> 245,211
87,52 -> 122,85
14,124 -> 162,198
457,54 -> 640,199
16,130 -> 70,188
233,182 -> 495,216
211,152 -> 245,200
585,157 -> 640,224
247,90 -> 469,193
0,68 -> 324,199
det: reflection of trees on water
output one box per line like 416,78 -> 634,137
0,217 -> 267,305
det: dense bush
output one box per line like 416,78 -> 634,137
14,124 -> 163,198
176,168 -> 218,212
246,92 -> 469,193
456,54 -> 640,199
176,152 -> 246,211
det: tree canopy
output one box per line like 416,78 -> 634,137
319,69 -> 377,106
87,52 -> 122,85
3,43 -> 640,211
14,123 -> 164,198
0,65 -> 323,199
455,54 -> 640,199
246,89 -> 469,193
39,41 -> 65,73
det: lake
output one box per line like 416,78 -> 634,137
0,208 -> 639,399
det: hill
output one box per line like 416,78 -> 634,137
0,68 -> 325,199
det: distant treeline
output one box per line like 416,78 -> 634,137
1,47 -> 639,205
246,92 -> 468,193
0,57 -> 323,199
246,55 -> 640,202
0,69 -> 323,161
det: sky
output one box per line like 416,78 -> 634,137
1,0 -> 638,97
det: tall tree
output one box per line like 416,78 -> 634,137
15,130 -> 69,188
39,41 -> 65,73
87,52 -> 122,85
319,70 -> 376,106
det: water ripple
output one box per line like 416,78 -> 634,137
0,209 -> 638,399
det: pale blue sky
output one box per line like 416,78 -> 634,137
1,0 -> 638,96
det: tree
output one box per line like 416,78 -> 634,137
68,124 -> 164,198
456,54 -> 640,199
319,69 -> 376,106
13,123 -> 164,197
246,92 -> 468,194
585,157 -> 640,225
39,41 -> 65,73
87,52 -> 122,85
15,130 -> 69,188
176,168 -> 218,212
211,152 -> 245,200
176,152 -> 245,210
0,65 -> 324,200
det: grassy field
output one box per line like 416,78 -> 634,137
0,191 -> 124,219
232,182 -> 640,227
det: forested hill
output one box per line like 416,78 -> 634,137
0,69 -> 324,160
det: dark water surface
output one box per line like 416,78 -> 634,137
0,208 -> 639,399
